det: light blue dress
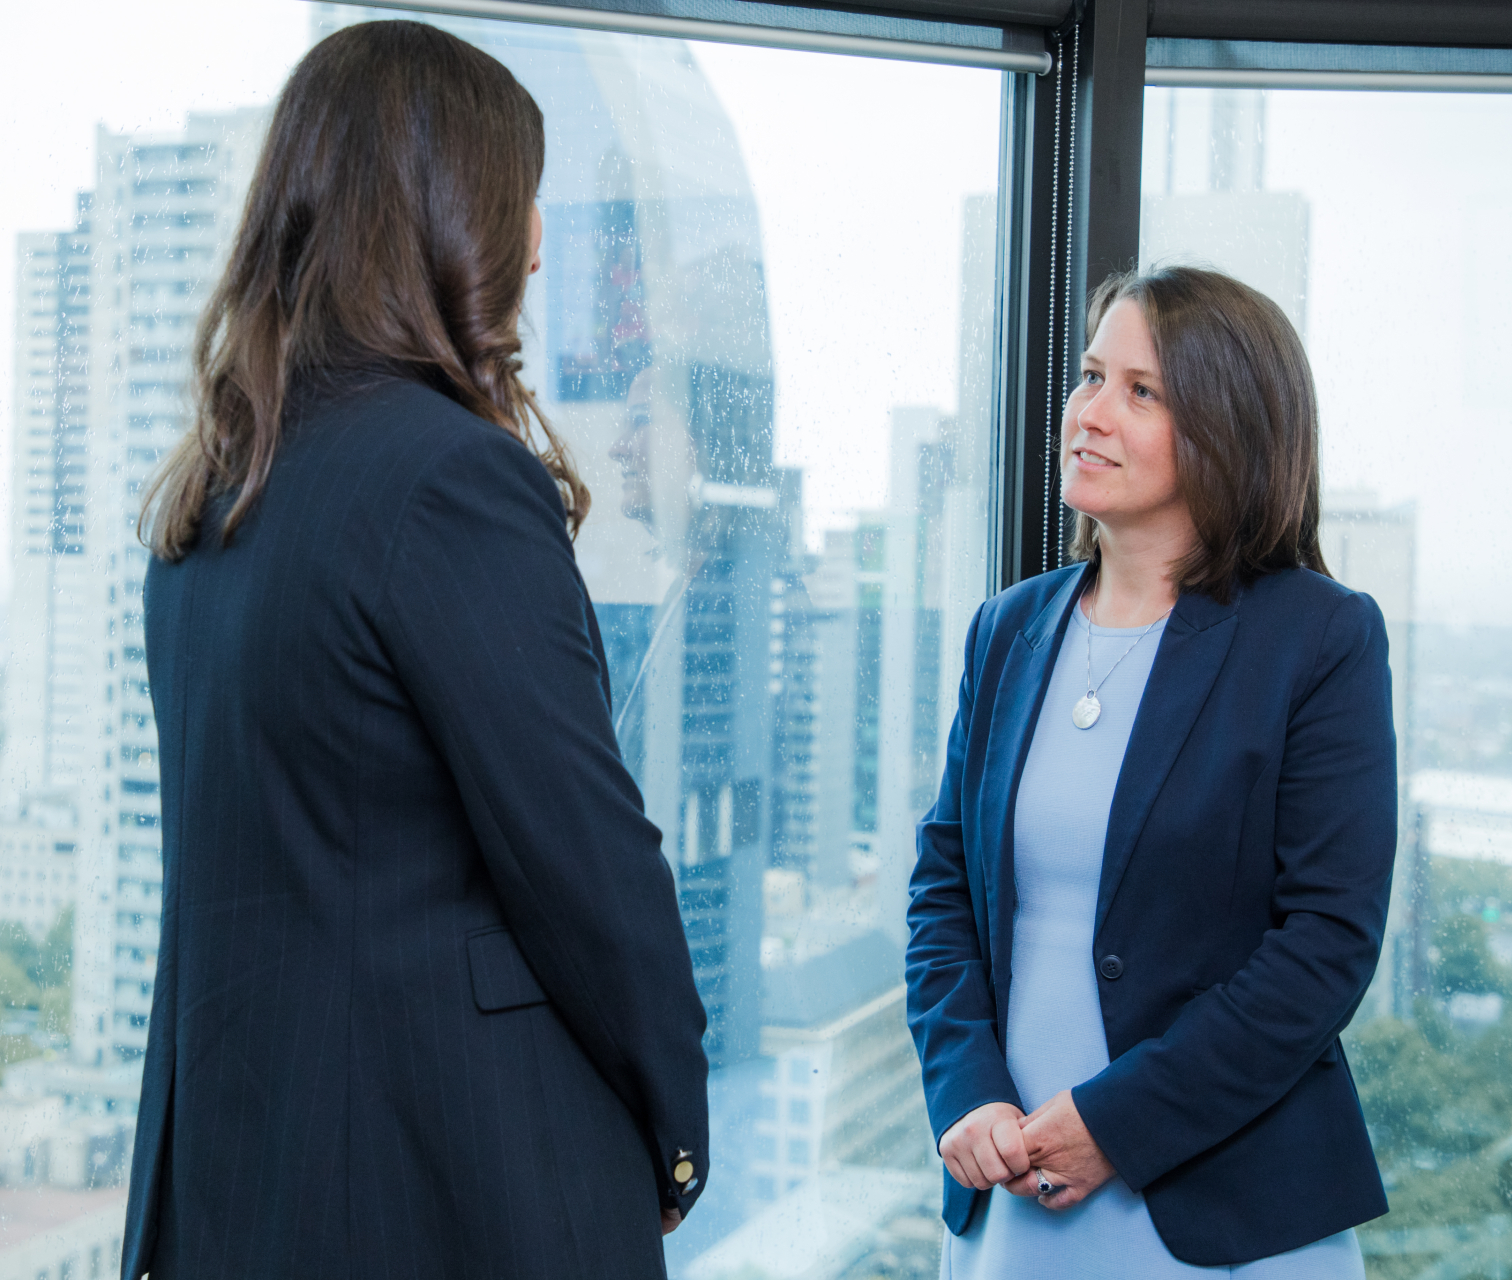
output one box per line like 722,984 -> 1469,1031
941,602 -> 1365,1279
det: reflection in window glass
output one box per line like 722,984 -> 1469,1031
1,2 -> 1003,1273
1142,86 -> 1512,1277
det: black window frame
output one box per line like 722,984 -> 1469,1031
996,0 -> 1512,587
362,0 -> 1512,590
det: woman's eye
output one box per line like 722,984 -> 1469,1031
1133,383 -> 1155,400
1082,370 -> 1102,385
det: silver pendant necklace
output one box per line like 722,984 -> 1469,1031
1072,592 -> 1173,730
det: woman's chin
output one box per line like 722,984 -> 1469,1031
620,497 -> 657,527
1061,490 -> 1106,521
619,483 -> 653,520
1062,480 -> 1132,525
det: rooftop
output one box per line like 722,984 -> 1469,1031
1414,770 -> 1512,818
762,931 -> 904,1030
0,1187 -> 126,1253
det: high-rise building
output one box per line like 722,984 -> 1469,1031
869,407 -> 948,945
0,825 -> 76,940
1140,88 -> 1309,337
754,930 -> 930,1200
804,529 -> 865,890
6,111 -> 267,1067
1320,491 -> 1418,1017
90,111 -> 267,1064
5,197 -> 93,809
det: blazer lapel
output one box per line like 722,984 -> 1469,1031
1095,585 -> 1243,937
979,565 -> 1094,910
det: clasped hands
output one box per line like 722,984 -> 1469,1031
939,1091 -> 1115,1211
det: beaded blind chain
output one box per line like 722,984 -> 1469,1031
1059,21 -> 1079,571
1042,34 -> 1063,574
1042,20 -> 1081,574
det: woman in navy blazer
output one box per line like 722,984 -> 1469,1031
906,267 -> 1395,1274
123,23 -> 708,1279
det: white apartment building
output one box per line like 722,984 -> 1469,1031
6,199 -> 94,805
1319,492 -> 1417,1019
7,110 -> 267,1067
0,826 -> 75,940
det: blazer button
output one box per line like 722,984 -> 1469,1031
673,1160 -> 695,1185
1099,954 -> 1124,981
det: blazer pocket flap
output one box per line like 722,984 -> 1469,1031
467,928 -> 549,1012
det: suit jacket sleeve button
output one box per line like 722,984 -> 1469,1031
1099,954 -> 1123,980
673,1160 -> 695,1184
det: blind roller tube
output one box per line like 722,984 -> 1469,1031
360,0 -> 1054,71
1148,66 -> 1512,92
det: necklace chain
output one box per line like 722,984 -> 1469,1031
1083,592 -> 1172,700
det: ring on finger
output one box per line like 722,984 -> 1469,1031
1035,1168 -> 1065,1197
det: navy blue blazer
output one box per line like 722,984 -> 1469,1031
905,561 -> 1395,1266
123,376 -> 708,1280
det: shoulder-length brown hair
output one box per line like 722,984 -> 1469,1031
142,19 -> 588,560
1070,266 -> 1328,601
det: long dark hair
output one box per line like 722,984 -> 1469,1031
1070,266 -> 1329,601
142,20 -> 589,559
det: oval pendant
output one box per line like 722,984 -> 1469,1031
1072,693 -> 1102,730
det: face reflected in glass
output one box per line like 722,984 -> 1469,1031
609,372 -> 655,524
1060,297 -> 1187,538
608,367 -> 697,535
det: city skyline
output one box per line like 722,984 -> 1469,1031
0,13 -> 1511,1280
0,17 -> 1000,1276
0,3 -> 1004,603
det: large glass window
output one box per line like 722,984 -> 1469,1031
1142,83 -> 1512,1277
0,2 -> 1006,1273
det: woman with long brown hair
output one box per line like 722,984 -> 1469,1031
123,21 -> 708,1279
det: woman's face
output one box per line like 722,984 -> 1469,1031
1060,297 -> 1189,538
609,369 -> 700,542
528,203 -> 542,276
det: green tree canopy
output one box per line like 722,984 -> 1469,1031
1432,914 -> 1511,997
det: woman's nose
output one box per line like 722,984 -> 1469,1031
1074,386 -> 1113,435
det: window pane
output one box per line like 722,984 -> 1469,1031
1142,85 -> 1512,1274
1,1 -> 1005,1272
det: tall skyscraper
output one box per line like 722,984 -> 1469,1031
6,197 -> 94,808
1320,491 -> 1417,1017
6,111 -> 267,1067
1140,88 -> 1310,337
804,528 -> 864,890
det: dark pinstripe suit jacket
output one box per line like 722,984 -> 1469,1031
122,374 -> 709,1280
